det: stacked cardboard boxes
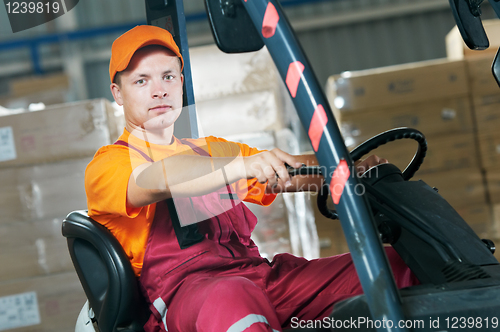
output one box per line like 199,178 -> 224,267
467,56 -> 500,237
447,20 -> 500,241
321,58 -> 490,257
0,99 -> 122,331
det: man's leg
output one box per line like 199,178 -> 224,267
166,274 -> 282,332
264,247 -> 418,327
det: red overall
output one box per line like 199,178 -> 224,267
120,140 -> 418,332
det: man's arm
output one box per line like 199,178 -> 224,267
126,148 -> 303,208
265,154 -> 389,194
127,147 -> 388,208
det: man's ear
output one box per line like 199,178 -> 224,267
110,83 -> 123,106
181,74 -> 184,95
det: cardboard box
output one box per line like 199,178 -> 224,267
0,74 -> 70,109
312,194 -> 350,258
0,272 -> 86,332
0,218 -> 74,283
0,158 -> 90,224
341,96 -> 474,144
491,203 -> 500,238
0,99 -> 122,168
466,54 -> 500,96
196,90 -> 284,137
9,74 -> 69,98
190,45 -> 278,102
0,89 -> 69,110
446,19 -> 500,60
486,170 -> 500,204
325,59 -> 468,112
477,132 -> 500,171
472,91 -> 500,108
348,132 -> 479,174
418,168 -> 487,209
473,97 -> 500,135
455,204 -> 492,238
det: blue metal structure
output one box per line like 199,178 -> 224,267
145,0 -> 199,138
0,0 -> 342,76
240,0 -> 407,330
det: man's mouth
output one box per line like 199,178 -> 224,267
149,105 -> 172,113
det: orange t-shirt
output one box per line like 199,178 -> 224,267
85,129 -> 276,276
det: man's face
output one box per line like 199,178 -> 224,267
111,45 -> 184,132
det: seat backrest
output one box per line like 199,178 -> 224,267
62,210 -> 150,332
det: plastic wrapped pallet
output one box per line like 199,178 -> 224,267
0,271 -> 86,332
0,157 -> 89,283
190,44 -> 287,139
196,89 -> 284,138
0,98 -> 123,168
0,217 -> 74,283
190,45 -> 278,101
0,158 -> 90,224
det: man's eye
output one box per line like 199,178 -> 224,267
164,75 -> 174,80
136,79 -> 145,84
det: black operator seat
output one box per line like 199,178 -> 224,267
62,210 -> 328,332
62,210 -> 149,332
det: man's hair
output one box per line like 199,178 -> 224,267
113,71 -> 123,86
113,45 -> 182,87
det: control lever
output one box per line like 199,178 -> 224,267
283,164 -> 339,220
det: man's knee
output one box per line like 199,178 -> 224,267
207,276 -> 265,303
195,277 -> 281,331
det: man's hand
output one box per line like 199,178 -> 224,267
354,155 -> 389,176
243,149 -> 303,188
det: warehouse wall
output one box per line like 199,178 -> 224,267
0,0 -> 498,102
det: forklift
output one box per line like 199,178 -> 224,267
63,0 -> 500,331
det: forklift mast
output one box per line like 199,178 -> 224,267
143,0 -> 409,330
145,0 -> 199,139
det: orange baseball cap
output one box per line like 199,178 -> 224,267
109,25 -> 184,83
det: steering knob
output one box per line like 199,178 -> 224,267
360,163 -> 404,187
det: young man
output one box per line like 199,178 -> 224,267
85,25 -> 417,332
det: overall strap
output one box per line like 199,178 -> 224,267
115,138 -> 209,159
114,140 -> 154,162
115,138 -> 204,249
179,138 -> 211,157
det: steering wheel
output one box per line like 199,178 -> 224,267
350,127 -> 427,181
315,127 -> 428,219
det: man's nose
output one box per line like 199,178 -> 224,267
152,81 -> 168,98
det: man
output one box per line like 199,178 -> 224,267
85,25 -> 417,332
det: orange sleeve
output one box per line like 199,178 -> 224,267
85,145 -> 147,219
203,136 -> 277,206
